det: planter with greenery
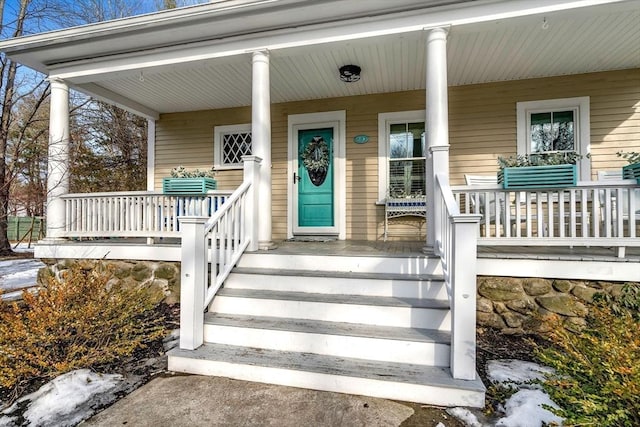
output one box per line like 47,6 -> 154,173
618,151 -> 640,183
497,152 -> 581,190
162,166 -> 217,194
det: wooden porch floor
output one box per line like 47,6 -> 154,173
38,237 -> 640,263
264,240 -> 640,264
35,237 -> 640,281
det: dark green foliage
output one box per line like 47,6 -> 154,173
497,152 -> 584,169
534,288 -> 640,426
617,151 -> 640,164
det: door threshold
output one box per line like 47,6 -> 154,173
286,235 -> 338,242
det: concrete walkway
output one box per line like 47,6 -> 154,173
83,374 -> 416,427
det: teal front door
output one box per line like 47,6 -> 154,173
296,128 -> 334,230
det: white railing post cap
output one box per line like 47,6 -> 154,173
241,155 -> 263,163
178,216 -> 209,225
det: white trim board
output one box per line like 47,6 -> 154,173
287,111 -> 346,240
477,257 -> 640,282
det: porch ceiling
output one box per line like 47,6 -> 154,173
6,0 -> 639,118
83,1 -> 639,116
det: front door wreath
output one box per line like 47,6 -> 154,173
302,136 -> 330,186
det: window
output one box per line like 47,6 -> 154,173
517,97 -> 590,180
378,111 -> 426,201
214,124 -> 252,169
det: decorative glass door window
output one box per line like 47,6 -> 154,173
530,110 -> 575,154
388,122 -> 425,197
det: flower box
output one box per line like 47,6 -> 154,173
622,162 -> 640,183
498,164 -> 577,190
162,177 -> 217,194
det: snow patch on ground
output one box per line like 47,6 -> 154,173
449,359 -> 563,427
0,370 -> 132,427
447,407 -> 482,427
0,245 -> 44,299
496,389 -> 562,427
487,360 -> 553,387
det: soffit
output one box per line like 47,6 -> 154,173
85,2 -> 639,115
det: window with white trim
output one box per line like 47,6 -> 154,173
516,97 -> 590,180
378,111 -> 426,201
214,124 -> 252,169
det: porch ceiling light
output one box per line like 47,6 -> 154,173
339,65 -> 361,83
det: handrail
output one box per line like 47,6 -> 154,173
203,180 -> 252,307
204,181 -> 250,234
61,189 -> 231,198
61,191 -> 232,238
451,181 -> 640,256
178,156 -> 261,351
435,173 -> 481,381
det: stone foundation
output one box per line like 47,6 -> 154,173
36,260 -> 628,334
39,259 -> 181,304
477,276 -> 626,333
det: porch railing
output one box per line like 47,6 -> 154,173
61,191 -> 232,238
434,173 -> 481,381
452,180 -> 640,256
179,156 -> 261,350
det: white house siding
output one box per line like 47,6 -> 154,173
154,68 -> 640,241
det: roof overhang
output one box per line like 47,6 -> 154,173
1,0 -> 638,119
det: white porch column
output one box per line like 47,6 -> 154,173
146,119 -> 156,245
146,119 -> 156,191
251,50 -> 275,249
243,155 -> 262,252
46,78 -> 70,240
425,27 -> 450,251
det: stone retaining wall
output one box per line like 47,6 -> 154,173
38,260 -> 626,334
39,259 -> 181,304
477,276 -> 625,333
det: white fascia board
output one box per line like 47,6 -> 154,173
73,82 -> 160,119
0,0 -> 287,52
50,0 -> 634,82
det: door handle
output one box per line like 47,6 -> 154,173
293,172 -> 301,184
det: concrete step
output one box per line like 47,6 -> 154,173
237,252 -> 442,275
204,313 -> 451,366
226,267 -> 448,299
210,288 -> 451,330
168,343 -> 485,407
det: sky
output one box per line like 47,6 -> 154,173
1,0 -> 210,38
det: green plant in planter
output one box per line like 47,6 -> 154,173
496,152 -> 584,189
617,151 -> 640,165
164,166 -> 217,194
170,165 -> 216,178
617,151 -> 640,182
497,152 -> 584,170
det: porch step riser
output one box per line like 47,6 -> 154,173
238,253 -> 442,275
225,273 -> 448,299
168,354 -> 484,408
203,324 -> 450,366
210,296 -> 451,330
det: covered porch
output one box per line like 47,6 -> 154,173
1,0 -> 636,250
2,0 -> 639,406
